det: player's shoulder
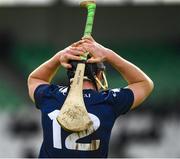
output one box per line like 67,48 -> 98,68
57,85 -> 68,96
101,87 -> 133,95
35,84 -> 68,98
34,84 -> 68,109
99,87 -> 134,102
99,88 -> 122,97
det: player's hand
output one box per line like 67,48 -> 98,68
57,42 -> 86,69
80,36 -> 110,63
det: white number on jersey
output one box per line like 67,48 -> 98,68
48,110 -> 100,151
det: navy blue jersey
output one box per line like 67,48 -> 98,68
34,84 -> 134,158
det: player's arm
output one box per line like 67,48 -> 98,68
81,36 -> 154,110
27,44 -> 85,102
104,49 -> 154,109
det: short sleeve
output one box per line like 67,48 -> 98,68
106,88 -> 134,117
34,84 -> 60,109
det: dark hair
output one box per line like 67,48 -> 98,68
67,60 -> 105,90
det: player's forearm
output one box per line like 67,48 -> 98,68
105,49 -> 153,87
28,53 -> 60,84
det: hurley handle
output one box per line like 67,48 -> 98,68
80,0 -> 96,61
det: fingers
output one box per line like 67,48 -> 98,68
71,37 -> 94,52
60,54 -> 82,69
62,53 -> 82,61
60,36 -> 102,69
60,46 -> 85,69
71,41 -> 82,47
71,39 -> 87,47
87,57 -> 101,63
70,46 -> 86,55
80,43 -> 96,57
82,35 -> 94,42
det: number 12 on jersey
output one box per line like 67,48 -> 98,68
48,110 -> 101,151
